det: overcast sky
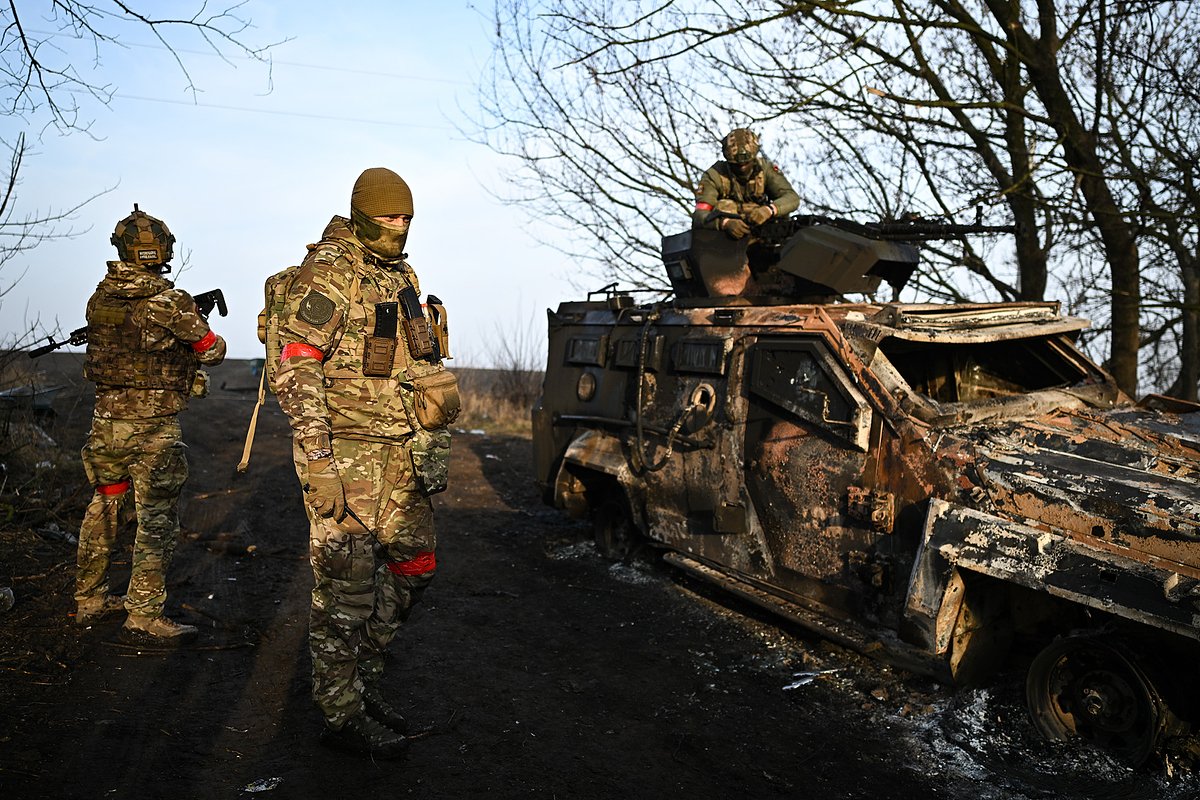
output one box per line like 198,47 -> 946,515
3,1 -> 582,365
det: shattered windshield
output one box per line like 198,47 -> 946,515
879,335 -> 1106,405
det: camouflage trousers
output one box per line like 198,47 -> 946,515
76,416 -> 188,617
292,435 -> 436,728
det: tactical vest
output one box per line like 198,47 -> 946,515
83,289 -> 197,391
320,234 -> 421,384
713,161 -> 768,212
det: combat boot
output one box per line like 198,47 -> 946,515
120,614 -> 198,645
320,712 -> 409,759
75,594 -> 125,625
362,682 -> 409,734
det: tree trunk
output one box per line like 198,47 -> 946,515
987,0 -> 1142,394
1179,263 -> 1200,402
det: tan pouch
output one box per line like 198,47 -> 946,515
362,335 -> 397,377
411,369 -> 461,430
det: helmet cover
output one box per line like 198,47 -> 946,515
721,128 -> 760,165
111,204 -> 175,269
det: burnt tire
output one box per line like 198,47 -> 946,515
592,496 -> 637,561
1025,634 -> 1168,766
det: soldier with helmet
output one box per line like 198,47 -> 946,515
273,167 -> 458,758
692,128 -> 801,294
693,128 -> 800,236
74,205 -> 226,644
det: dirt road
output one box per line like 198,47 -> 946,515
1,359 -> 1196,799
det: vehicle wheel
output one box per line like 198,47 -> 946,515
1025,634 -> 1167,765
592,496 -> 637,561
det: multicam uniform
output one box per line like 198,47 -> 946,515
76,260 -> 226,618
274,215 -> 445,730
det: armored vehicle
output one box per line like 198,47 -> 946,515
532,216 -> 1200,765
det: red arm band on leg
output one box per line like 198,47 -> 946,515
280,343 -> 325,363
97,480 -> 130,496
191,330 -> 217,353
387,551 -> 436,576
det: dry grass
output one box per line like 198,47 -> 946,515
453,367 -> 542,437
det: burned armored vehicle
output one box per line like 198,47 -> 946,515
532,215 -> 1200,765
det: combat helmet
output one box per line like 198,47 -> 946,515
721,128 -> 760,165
111,204 -> 175,272
350,167 -> 414,263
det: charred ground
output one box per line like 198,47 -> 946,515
0,357 -> 1196,799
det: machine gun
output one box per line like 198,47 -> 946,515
755,213 -> 1015,247
27,287 -> 228,359
663,212 -> 1016,300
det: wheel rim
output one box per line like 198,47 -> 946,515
593,498 -> 636,561
1026,635 -> 1164,765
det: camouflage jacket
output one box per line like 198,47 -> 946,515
86,261 -> 226,420
275,216 -> 427,451
692,156 -> 800,231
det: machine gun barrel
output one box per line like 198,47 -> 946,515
762,214 -> 1014,244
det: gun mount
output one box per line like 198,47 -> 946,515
663,214 -> 1013,301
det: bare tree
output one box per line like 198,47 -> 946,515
477,0 -> 1199,397
0,1 -> 276,322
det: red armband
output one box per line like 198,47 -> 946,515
96,480 -> 130,496
191,330 -> 217,353
387,551 -> 436,576
280,342 -> 325,363
695,202 -> 714,212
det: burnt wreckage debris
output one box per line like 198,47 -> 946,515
532,214 -> 1200,767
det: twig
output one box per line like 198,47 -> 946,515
11,559 -> 73,581
191,487 -> 250,501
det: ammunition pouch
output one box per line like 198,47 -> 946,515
399,285 -> 436,361
363,302 -> 399,377
402,316 -> 435,360
409,369 -> 461,431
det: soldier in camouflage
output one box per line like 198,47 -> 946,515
274,167 -> 452,759
692,128 -> 801,295
74,205 -> 226,645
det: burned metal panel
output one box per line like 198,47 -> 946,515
970,408 -> 1200,567
747,338 -> 873,451
920,498 -> 1200,642
559,429 -> 632,482
672,336 -> 731,376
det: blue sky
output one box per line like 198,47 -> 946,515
3,2 -> 578,365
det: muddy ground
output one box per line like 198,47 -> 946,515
1,357 -> 1198,799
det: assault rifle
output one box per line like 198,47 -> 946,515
193,289 -> 228,319
27,326 -> 88,359
27,287 -> 228,359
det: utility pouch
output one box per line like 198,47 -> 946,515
426,295 -> 451,360
410,369 -> 461,430
399,286 -> 435,361
363,302 -> 399,377
410,428 -> 451,496
190,369 -> 210,398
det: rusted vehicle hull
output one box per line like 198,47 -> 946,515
533,293 -> 1200,765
